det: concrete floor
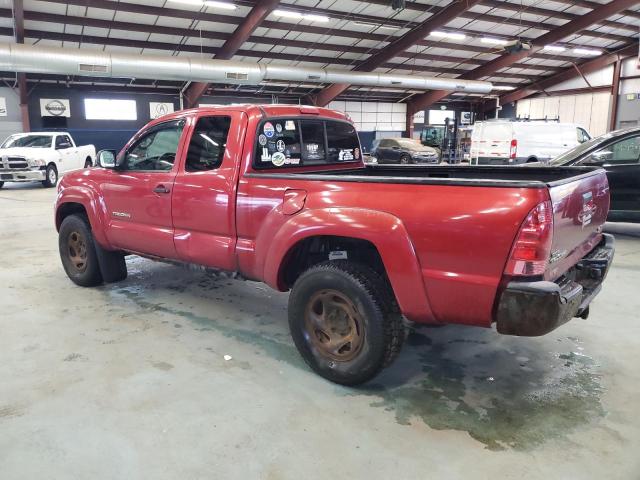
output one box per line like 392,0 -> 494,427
1,183 -> 640,480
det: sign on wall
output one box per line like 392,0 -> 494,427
40,98 -> 70,117
461,112 -> 472,124
0,97 -> 6,117
413,111 -> 425,123
150,102 -> 174,119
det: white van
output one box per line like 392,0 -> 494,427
470,120 -> 591,165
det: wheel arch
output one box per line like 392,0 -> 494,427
56,188 -> 112,249
261,208 -> 435,323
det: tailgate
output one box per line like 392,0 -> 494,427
546,169 -> 610,281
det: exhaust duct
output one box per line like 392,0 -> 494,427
0,42 -> 493,94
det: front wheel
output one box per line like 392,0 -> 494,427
42,164 -> 58,188
58,214 -> 103,287
399,154 -> 411,165
288,261 -> 405,385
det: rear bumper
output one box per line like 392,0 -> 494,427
495,233 -> 615,336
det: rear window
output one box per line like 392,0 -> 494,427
254,118 -> 360,168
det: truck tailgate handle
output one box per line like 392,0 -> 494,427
283,189 -> 307,215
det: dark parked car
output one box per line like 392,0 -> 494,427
547,127 -> 640,223
372,138 -> 440,164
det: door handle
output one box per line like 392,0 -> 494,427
153,185 -> 170,194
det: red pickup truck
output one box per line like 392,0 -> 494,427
55,105 -> 614,385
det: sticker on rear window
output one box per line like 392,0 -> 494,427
276,140 -> 286,152
275,123 -> 283,133
339,149 -> 354,161
261,148 -> 271,162
271,152 -> 286,166
354,148 -> 360,160
285,120 -> 296,131
263,122 -> 275,138
258,134 -> 267,146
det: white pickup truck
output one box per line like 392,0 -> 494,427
0,132 -> 96,188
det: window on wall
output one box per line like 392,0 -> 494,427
84,99 -> 137,120
428,110 -> 455,125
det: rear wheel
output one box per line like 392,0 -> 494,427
59,214 -> 103,287
288,261 -> 405,385
399,154 -> 411,165
42,164 -> 58,188
0,181 -> 4,189
84,157 -> 92,168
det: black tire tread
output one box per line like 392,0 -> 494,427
58,213 -> 103,287
292,260 -> 405,383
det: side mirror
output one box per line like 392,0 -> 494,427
97,149 -> 117,168
584,150 -> 612,165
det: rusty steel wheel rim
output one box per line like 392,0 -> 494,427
304,289 -> 364,362
67,231 -> 88,273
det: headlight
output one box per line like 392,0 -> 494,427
29,159 -> 46,167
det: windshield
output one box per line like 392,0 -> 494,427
1,134 -> 52,148
548,130 -> 627,166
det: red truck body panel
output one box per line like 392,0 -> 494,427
55,105 -> 611,330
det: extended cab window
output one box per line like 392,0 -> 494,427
186,116 -> 232,171
255,118 -> 360,168
123,120 -> 185,171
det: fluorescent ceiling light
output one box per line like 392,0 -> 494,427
481,37 -> 508,45
353,21 -> 400,30
493,85 -> 516,91
204,1 -> 237,9
544,45 -> 566,52
573,48 -> 601,56
170,0 -> 237,8
273,9 -> 329,22
430,31 -> 466,40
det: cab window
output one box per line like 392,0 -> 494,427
123,120 -> 184,171
56,135 -> 72,149
255,118 -> 360,168
185,116 -> 231,171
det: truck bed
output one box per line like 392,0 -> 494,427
247,165 -> 602,189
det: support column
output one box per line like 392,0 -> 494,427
18,73 -> 29,132
609,58 -> 622,132
405,109 -> 414,138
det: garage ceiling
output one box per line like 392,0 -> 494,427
1,0 -> 638,105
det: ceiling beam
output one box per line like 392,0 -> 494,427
312,0 -> 483,107
32,0 -> 615,63
497,42 -> 637,105
183,0 -> 280,107
407,0 -> 640,115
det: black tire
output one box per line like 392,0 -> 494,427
288,261 -> 405,385
0,181 -> 4,189
42,164 -> 58,188
58,214 -> 103,287
399,154 -> 411,165
84,158 -> 92,168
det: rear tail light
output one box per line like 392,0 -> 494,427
504,200 -> 554,276
509,139 -> 518,161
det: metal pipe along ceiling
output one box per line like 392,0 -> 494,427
0,42 -> 494,94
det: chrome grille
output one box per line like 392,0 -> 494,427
0,156 -> 29,170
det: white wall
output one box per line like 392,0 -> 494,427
0,87 -> 23,141
328,101 -> 407,132
517,92 -> 611,137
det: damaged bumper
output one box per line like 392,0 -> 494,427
496,233 -> 615,337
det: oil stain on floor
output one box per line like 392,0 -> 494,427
108,258 -> 606,453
